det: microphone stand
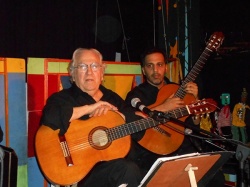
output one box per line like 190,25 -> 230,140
0,146 -> 5,187
154,111 -> 250,187
235,144 -> 250,187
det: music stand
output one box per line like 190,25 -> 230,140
139,151 -> 234,187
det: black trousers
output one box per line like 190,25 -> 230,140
77,158 -> 142,187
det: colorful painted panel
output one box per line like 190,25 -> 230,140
0,58 -> 27,187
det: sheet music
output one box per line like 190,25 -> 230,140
138,152 -> 201,187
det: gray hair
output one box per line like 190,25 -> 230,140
68,48 -> 104,81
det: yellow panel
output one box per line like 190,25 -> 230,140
102,75 -> 134,99
6,58 -> 25,73
0,59 -> 4,72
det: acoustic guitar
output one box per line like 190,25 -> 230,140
138,32 -> 224,155
35,99 -> 217,186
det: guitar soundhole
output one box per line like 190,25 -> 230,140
89,126 -> 111,150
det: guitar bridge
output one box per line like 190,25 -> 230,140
59,135 -> 74,166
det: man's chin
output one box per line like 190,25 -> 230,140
148,79 -> 163,86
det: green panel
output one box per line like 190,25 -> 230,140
48,62 -> 69,73
17,165 -> 28,187
27,58 -> 141,75
105,64 -> 141,74
27,58 -> 45,75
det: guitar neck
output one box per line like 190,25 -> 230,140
175,47 -> 213,99
107,106 -> 191,141
168,106 -> 189,119
107,118 -> 159,141
107,97 -> 217,142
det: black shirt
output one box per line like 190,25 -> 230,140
40,83 -> 141,135
125,77 -> 199,167
125,77 -> 172,107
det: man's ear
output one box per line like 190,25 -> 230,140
141,67 -> 145,75
101,63 -> 106,80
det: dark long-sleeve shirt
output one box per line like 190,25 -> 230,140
40,83 -> 141,135
125,77 -> 172,107
125,77 -> 199,169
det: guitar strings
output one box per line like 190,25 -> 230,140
61,118 -> 157,153
175,48 -> 210,99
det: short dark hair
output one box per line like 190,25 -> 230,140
140,48 -> 166,67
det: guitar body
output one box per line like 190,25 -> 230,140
138,84 -> 196,155
35,111 -> 130,186
150,84 -> 195,108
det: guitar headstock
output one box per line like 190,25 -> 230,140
188,98 -> 218,115
206,32 -> 224,51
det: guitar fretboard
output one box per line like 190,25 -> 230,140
168,106 -> 189,119
107,106 -> 190,141
175,47 -> 213,99
106,98 -> 216,142
107,118 -> 159,141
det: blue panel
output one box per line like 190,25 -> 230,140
60,75 -> 71,89
0,75 -> 6,145
8,73 -> 27,165
28,157 -> 46,187
135,75 -> 143,86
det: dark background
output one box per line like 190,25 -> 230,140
1,0 -> 250,109
0,0 -> 155,61
199,0 -> 250,109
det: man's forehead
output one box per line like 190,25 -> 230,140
78,56 -> 100,62
145,61 -> 165,64
145,54 -> 164,61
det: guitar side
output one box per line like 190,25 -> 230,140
35,111 -> 130,186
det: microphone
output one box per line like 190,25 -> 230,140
131,98 -> 153,116
184,128 -> 193,135
131,98 -> 169,123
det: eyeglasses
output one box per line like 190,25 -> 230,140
73,63 -> 102,72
